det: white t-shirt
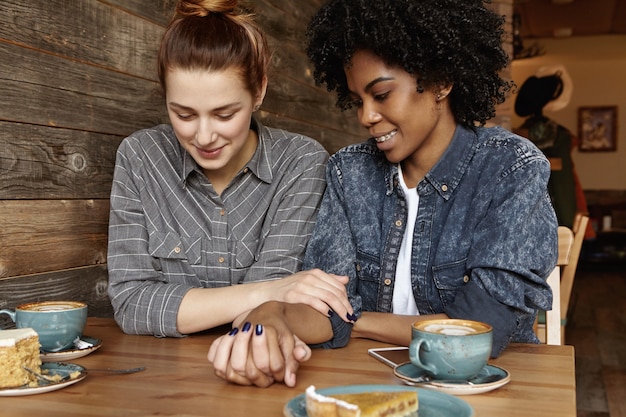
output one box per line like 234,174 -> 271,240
393,165 -> 419,315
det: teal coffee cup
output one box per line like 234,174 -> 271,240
409,319 -> 492,380
0,301 -> 87,352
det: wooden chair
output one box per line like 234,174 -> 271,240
538,213 -> 589,344
559,213 -> 590,341
539,226 -> 574,345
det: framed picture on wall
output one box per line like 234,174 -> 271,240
578,106 -> 618,152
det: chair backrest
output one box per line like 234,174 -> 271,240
560,213 -> 589,324
544,226 -> 574,345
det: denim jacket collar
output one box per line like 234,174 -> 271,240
383,125 -> 478,200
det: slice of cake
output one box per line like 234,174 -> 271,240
305,385 -> 418,417
0,328 -> 42,388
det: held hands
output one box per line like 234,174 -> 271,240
208,306 -> 310,388
207,269 -> 355,388
268,269 -> 355,323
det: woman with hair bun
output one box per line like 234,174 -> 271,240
107,0 -> 353,352
208,0 -> 558,388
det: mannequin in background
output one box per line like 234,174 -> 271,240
514,66 -> 583,230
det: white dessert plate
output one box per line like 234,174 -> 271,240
284,384 -> 473,417
40,336 -> 102,362
0,362 -> 87,396
393,362 -> 511,396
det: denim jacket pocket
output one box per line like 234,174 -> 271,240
355,250 -> 381,309
432,258 -> 468,309
149,232 -> 203,266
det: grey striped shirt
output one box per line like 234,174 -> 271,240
107,120 -> 328,336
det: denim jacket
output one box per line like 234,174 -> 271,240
304,125 -> 558,357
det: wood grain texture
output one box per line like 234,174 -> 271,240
0,199 -> 109,278
0,318 -> 577,417
0,41 -> 168,136
0,122 -> 122,199
0,0 -> 362,308
566,269 -> 626,416
0,0 -> 165,79
0,266 -> 112,324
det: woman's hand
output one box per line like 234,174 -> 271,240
208,306 -> 312,387
267,269 -> 354,323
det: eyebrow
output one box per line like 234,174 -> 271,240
364,77 -> 395,93
167,101 -> 241,112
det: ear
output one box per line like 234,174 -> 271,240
254,76 -> 268,109
436,84 -> 453,101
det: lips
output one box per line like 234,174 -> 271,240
374,129 -> 398,143
197,145 -> 224,158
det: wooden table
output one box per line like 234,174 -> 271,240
2,318 -> 576,416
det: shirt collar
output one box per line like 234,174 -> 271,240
181,118 -> 274,185
425,124 -> 477,200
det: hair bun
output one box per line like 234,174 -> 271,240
176,0 -> 238,18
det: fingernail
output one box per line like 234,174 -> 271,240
228,327 -> 239,336
255,324 -> 263,336
328,309 -> 334,317
242,321 -> 252,332
346,312 -> 358,322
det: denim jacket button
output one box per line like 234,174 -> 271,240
441,184 -> 448,192
356,263 -> 361,272
395,220 -> 402,227
463,275 -> 470,283
384,278 -> 392,286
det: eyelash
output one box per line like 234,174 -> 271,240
175,113 -> 235,121
351,92 -> 390,108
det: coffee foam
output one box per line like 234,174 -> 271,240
423,323 -> 477,335
19,301 -> 85,312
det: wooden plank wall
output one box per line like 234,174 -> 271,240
0,0 -> 511,324
0,0 -> 362,323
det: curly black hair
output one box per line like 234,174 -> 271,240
306,0 -> 513,127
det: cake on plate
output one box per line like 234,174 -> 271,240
305,385 -> 418,417
0,328 -> 42,388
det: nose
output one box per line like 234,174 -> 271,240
358,100 -> 382,128
195,118 -> 217,145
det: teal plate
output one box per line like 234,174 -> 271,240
283,384 -> 473,417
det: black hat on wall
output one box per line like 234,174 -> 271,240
515,75 -> 563,117
515,65 -> 573,117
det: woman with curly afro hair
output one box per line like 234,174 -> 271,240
207,0 -> 558,388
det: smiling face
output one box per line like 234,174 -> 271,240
165,68 -> 266,192
344,50 -> 456,185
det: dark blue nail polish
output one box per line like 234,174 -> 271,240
242,321 -> 252,332
346,312 -> 358,322
228,327 -> 239,336
255,324 -> 263,336
328,309 -> 334,317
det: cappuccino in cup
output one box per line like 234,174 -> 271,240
0,301 -> 88,352
409,319 -> 492,380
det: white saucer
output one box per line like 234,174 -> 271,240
0,362 -> 87,396
40,336 -> 102,362
393,362 -> 511,395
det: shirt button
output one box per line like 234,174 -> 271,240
173,247 -> 181,254
395,220 -> 402,227
463,275 -> 470,283
243,167 -> 249,174
384,278 -> 392,286
441,184 -> 448,192
218,256 -> 225,263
